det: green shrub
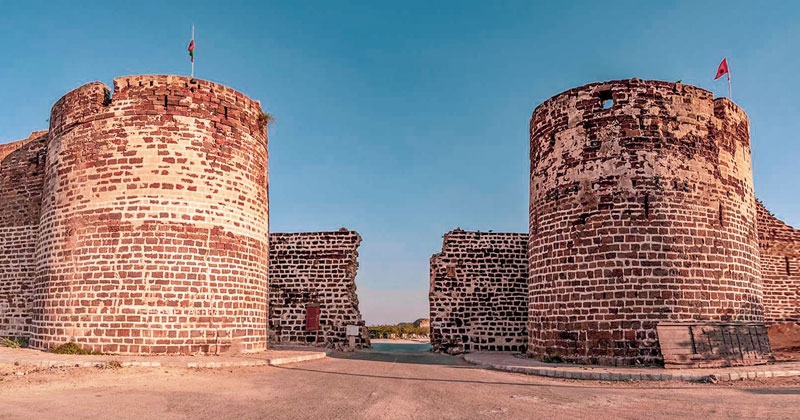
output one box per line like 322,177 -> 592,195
0,337 -> 19,348
51,342 -> 102,355
0,336 -> 28,348
542,354 -> 564,363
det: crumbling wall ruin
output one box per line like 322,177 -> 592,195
268,229 -> 369,349
757,201 -> 800,324
429,229 -> 528,352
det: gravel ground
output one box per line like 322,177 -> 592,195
1,351 -> 798,420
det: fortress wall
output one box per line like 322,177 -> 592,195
429,229 -> 528,352
31,75 -> 269,354
0,131 -> 48,338
268,230 -> 369,349
529,79 -> 763,365
757,201 -> 800,324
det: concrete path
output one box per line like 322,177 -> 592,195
0,346 -> 329,368
464,351 -> 800,382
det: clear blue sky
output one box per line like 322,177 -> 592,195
2,1 -> 799,324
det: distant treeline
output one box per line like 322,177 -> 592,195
368,324 -> 430,339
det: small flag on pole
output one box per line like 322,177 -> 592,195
188,25 -> 195,78
188,39 -> 195,63
715,58 -> 729,80
715,57 -> 732,99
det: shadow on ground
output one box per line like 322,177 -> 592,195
331,349 -> 469,366
740,388 -> 800,395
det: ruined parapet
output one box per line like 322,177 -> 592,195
757,200 -> 800,324
268,229 -> 369,350
528,79 -> 763,365
0,131 -> 48,338
31,75 -> 269,354
429,229 -> 528,353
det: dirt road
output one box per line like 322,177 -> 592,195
1,351 -> 798,420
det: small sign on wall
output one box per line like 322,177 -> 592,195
346,325 -> 360,336
305,304 -> 320,331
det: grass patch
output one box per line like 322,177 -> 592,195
0,336 -> 28,348
257,111 -> 275,129
51,342 -> 103,355
1,337 -> 19,348
541,354 -> 565,364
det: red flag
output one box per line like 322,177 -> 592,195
715,58 -> 729,80
188,40 -> 195,63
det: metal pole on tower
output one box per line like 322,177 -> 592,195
191,25 -> 195,79
727,70 -> 732,100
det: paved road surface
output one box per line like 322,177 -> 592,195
1,351 -> 798,419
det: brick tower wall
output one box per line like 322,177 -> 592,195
429,229 -> 528,352
268,230 -> 369,349
31,75 -> 269,354
0,131 -> 48,338
757,201 -> 800,324
528,79 -> 763,365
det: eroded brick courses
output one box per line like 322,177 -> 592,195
528,79 -> 764,365
757,200 -> 800,324
429,229 -> 528,352
31,75 -> 269,354
268,229 -> 369,349
0,131 -> 48,338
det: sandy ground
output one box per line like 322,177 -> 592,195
1,351 -> 799,420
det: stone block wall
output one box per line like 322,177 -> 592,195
28,75 -> 269,354
429,229 -> 528,352
757,200 -> 800,324
0,131 -> 48,338
268,229 -> 369,349
528,79 -> 764,365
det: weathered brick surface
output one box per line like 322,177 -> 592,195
528,79 -> 764,365
757,201 -> 800,324
30,75 -> 269,354
429,229 -> 528,352
268,229 -> 369,349
0,131 -> 48,338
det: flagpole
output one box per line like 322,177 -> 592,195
191,25 -> 195,79
727,70 -> 732,100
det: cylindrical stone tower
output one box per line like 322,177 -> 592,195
31,75 -> 269,354
528,79 -> 763,365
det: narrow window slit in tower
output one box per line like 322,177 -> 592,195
164,95 -> 168,109
718,203 -> 724,226
102,88 -> 112,107
224,106 -> 228,119
549,133 -> 556,147
150,81 -> 153,87
599,90 -> 614,109
786,256 -> 791,276
644,193 -> 650,219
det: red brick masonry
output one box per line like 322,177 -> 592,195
268,230 -> 369,349
430,79 -> 798,366
0,131 -> 48,338
528,79 -> 763,365
757,201 -> 800,324
430,229 -> 528,352
1,75 -> 270,354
